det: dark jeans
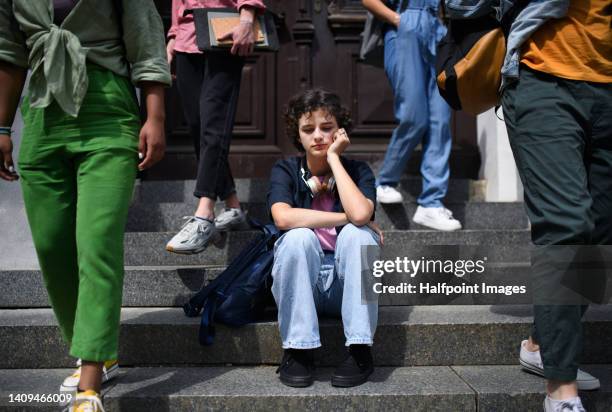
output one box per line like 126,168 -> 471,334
502,66 -> 612,381
175,52 -> 244,200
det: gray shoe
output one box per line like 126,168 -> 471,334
544,396 -> 585,412
166,217 -> 216,254
519,340 -> 600,390
214,208 -> 247,231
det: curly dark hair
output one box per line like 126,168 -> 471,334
284,89 -> 353,152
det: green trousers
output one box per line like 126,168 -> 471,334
19,65 -> 140,361
502,66 -> 612,381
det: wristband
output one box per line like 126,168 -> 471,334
239,18 -> 254,24
0,127 -> 12,137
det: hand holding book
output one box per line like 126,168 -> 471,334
216,17 -> 263,56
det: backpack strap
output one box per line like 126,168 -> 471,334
198,291 -> 219,345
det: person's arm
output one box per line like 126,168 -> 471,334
362,0 -> 400,27
0,2 -> 28,181
271,203 -> 349,231
327,129 -> 375,226
137,82 -> 166,171
217,6 -> 258,56
121,0 -> 172,170
122,0 -> 172,87
0,62 -> 26,181
268,160 -> 349,230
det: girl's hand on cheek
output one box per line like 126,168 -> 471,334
327,128 -> 350,157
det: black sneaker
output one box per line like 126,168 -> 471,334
331,344 -> 374,387
276,349 -> 315,387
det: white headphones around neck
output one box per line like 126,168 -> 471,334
300,160 -> 336,198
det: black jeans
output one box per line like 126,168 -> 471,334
503,66 -> 612,381
175,52 -> 244,200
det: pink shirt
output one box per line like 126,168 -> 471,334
311,179 -> 338,251
168,0 -> 266,54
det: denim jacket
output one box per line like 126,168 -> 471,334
444,0 -> 570,86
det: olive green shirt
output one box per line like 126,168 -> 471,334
0,0 -> 172,117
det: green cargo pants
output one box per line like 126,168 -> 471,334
502,66 -> 612,381
18,66 -> 140,362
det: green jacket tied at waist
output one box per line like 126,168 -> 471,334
0,0 -> 172,117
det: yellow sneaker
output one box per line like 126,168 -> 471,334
60,360 -> 120,393
69,390 -> 105,412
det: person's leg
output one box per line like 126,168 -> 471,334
587,81 -> 612,246
194,52 -> 244,214
271,228 -> 324,349
325,224 -> 379,387
175,53 -> 212,219
418,63 -> 452,208
175,52 -> 205,164
70,144 -> 137,390
526,82 -> 612,391
19,136 -> 79,347
271,228 -> 324,387
502,67 -> 595,399
331,224 -> 380,345
376,13 -> 429,189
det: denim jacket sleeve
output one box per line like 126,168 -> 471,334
444,0 -> 570,85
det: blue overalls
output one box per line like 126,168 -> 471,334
377,0 -> 452,208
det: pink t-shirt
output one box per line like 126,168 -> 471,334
311,178 -> 337,251
168,0 -> 266,54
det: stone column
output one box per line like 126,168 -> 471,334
476,108 -> 523,202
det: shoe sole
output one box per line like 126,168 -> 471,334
519,358 -> 545,378
165,244 -> 208,255
377,198 -> 403,204
412,216 -> 461,232
166,232 -> 219,255
215,219 -> 248,232
279,374 -> 314,388
331,368 -> 373,388
520,358 -> 600,391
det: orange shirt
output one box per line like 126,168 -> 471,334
521,0 -> 612,83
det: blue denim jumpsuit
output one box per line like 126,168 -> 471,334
377,0 -> 452,208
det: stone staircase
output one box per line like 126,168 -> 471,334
1,178 -> 612,411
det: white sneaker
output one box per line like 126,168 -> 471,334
520,340 -> 600,391
166,216 -> 216,254
544,395 -> 585,412
412,205 -> 462,231
60,359 -> 119,394
67,390 -> 105,412
214,208 -> 247,231
376,185 -> 403,204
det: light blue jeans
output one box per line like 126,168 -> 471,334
376,1 -> 452,208
271,224 -> 380,349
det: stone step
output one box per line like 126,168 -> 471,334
132,177 -> 485,205
1,263 -> 548,308
126,201 -> 529,232
0,365 -> 611,411
2,305 -> 612,369
0,267 -> 221,309
123,229 -> 532,266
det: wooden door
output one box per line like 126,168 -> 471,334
151,0 -> 479,180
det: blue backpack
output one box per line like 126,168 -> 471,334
183,219 -> 279,345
